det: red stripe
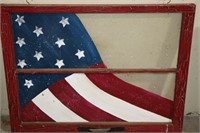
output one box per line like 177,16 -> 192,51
21,63 -> 173,121
87,63 -> 173,119
21,101 -> 53,122
48,79 -> 124,122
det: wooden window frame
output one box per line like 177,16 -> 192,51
1,4 -> 196,132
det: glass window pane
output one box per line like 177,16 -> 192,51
78,13 -> 181,68
12,13 -> 181,69
18,73 -> 174,122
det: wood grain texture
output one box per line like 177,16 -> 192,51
1,4 -> 196,13
172,12 -> 196,132
1,4 -> 196,132
20,122 -> 173,132
15,68 -> 177,74
1,12 -> 21,131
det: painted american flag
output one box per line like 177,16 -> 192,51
11,13 -> 173,122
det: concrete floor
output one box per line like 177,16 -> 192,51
183,116 -> 199,132
1,116 -> 199,132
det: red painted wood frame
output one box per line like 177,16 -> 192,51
1,4 -> 196,132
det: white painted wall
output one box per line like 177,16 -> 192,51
0,0 -> 199,117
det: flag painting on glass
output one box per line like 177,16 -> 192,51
11,13 -> 173,122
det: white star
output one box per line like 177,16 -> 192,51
59,17 -> 70,27
15,15 -> 25,26
17,59 -> 27,68
24,79 -> 34,88
33,26 -> 43,37
16,37 -> 26,47
55,38 -> 65,48
34,51 -> 44,61
75,49 -> 85,59
55,59 -> 65,68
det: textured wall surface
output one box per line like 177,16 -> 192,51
0,0 -> 199,116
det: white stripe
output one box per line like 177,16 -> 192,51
65,74 -> 172,122
32,89 -> 87,122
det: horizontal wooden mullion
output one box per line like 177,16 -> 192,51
15,68 -> 177,74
